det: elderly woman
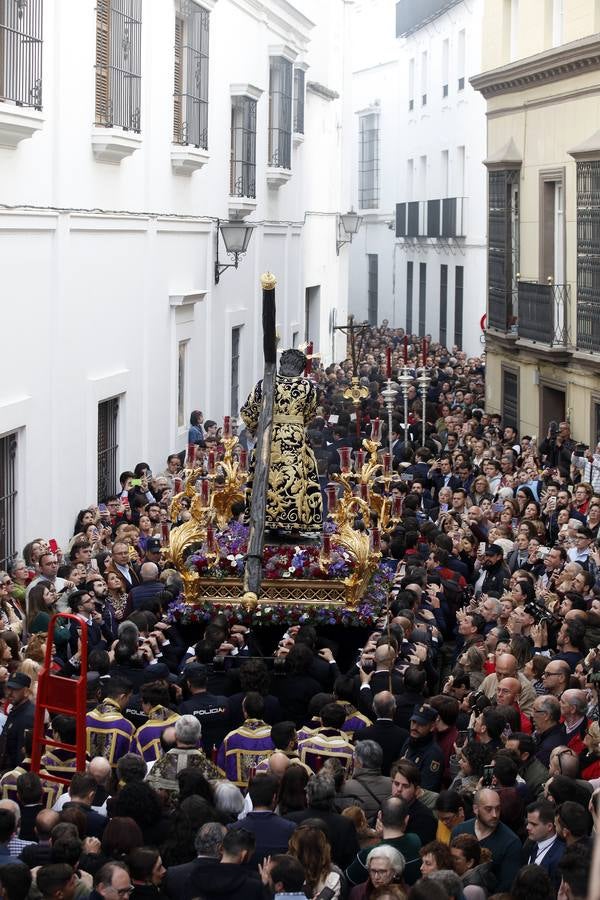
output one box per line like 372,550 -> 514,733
349,846 -> 406,899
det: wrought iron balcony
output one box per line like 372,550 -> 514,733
517,280 -> 570,347
396,197 -> 465,240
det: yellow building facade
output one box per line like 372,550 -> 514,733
472,0 -> 600,443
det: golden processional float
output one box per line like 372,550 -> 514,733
164,275 -> 398,626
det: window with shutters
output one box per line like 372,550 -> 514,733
367,255 -> 378,326
454,265 -> 464,349
406,261 -> 414,334
359,113 -> 379,210
231,327 -> 242,417
502,369 -> 519,432
268,56 -> 292,169
95,0 -> 142,132
230,95 -> 256,198
0,432 -> 17,570
418,263 -> 427,336
0,0 -> 43,108
439,264 -> 448,348
173,1 -> 210,148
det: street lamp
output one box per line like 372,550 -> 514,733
214,219 -> 255,284
336,208 -> 363,255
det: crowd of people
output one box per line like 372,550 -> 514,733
0,326 -> 597,900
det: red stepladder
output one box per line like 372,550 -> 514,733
30,614 -> 88,786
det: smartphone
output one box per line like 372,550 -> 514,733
48,538 -> 58,554
131,478 -> 142,487
98,503 -> 109,517
492,501 -> 504,513
478,542 -> 486,554
483,764 -> 495,787
456,730 -> 469,748
401,473 -> 414,482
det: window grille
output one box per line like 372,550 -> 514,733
576,161 -> 600,352
268,56 -> 292,169
98,398 -> 119,503
418,263 -> 427,336
439,264 -> 448,348
293,67 -> 304,134
406,261 -> 413,333
0,433 -> 17,571
0,0 -> 42,107
367,255 -> 378,326
173,1 -> 210,148
359,113 -> 379,209
95,0 -> 142,132
454,265 -> 464,349
177,341 -> 188,429
231,327 -> 242,416
230,95 -> 256,198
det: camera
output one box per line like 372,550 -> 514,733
574,443 -> 588,458
548,421 -> 559,437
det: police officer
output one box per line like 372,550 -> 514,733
399,703 -> 445,792
0,673 -> 34,769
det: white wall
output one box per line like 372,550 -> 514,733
0,0 -> 352,548
347,0 -> 487,356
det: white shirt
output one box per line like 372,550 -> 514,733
115,562 -> 133,585
532,834 -> 557,865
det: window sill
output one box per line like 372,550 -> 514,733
228,196 -> 257,219
266,166 -> 292,189
0,103 -> 44,149
171,144 -> 210,176
293,131 -> 304,145
91,127 -> 142,164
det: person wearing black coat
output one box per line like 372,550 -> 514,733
286,773 -> 359,870
0,673 -> 34,769
354,692 -> 408,776
163,822 -> 226,900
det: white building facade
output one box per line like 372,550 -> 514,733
348,0 -> 487,357
0,0 -> 354,554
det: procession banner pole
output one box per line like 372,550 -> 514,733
242,273 -> 277,610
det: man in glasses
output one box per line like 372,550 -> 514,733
94,862 -> 134,900
532,696 -> 566,768
540,661 -> 571,699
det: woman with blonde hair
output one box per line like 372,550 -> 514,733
288,823 -> 342,899
581,721 -> 600,779
342,805 -> 379,849
18,659 -> 40,698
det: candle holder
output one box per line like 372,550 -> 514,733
382,378 -> 398,458
397,366 -> 413,446
416,367 -> 432,448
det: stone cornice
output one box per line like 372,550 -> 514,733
471,34 -> 600,99
307,81 -> 339,101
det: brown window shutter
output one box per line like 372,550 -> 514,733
95,0 -> 110,125
173,15 -> 184,142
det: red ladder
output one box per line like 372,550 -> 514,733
30,613 -> 88,785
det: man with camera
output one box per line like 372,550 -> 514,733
571,441 -> 600,493
539,421 -> 575,479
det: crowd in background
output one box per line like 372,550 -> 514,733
0,326 -> 597,899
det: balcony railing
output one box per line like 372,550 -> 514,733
396,197 -> 466,239
517,280 -> 570,347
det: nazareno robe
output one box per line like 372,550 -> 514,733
240,374 -> 323,532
